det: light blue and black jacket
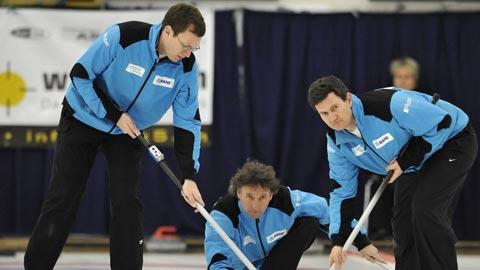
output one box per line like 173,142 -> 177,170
204,186 -> 330,269
327,88 -> 469,246
65,21 -> 201,179
205,186 -> 373,269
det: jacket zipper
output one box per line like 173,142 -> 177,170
347,130 -> 390,166
255,219 -> 267,257
107,59 -> 159,133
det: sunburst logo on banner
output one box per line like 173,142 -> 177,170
0,62 -> 28,116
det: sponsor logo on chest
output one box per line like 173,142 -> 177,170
125,63 -> 145,77
153,75 -> 175,88
351,144 -> 366,156
267,229 -> 287,244
372,133 -> 394,149
243,235 -> 256,246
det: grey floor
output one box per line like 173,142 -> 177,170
1,252 -> 480,270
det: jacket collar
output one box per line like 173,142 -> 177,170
331,94 -> 364,145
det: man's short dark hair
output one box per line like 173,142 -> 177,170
307,75 -> 349,110
228,160 -> 280,196
163,3 -> 206,37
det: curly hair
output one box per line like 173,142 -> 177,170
228,160 -> 280,196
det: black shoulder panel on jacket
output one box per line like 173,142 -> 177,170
118,21 -> 152,49
268,186 -> 294,216
212,194 -> 240,228
182,53 -> 196,73
357,89 -> 396,122
327,127 -> 336,145
70,63 -> 89,80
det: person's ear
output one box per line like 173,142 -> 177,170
347,92 -> 352,106
164,25 -> 173,37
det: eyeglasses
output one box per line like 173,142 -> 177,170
175,35 -> 200,52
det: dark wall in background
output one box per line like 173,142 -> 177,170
1,11 -> 479,240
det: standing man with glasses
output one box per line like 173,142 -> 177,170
24,3 -> 205,270
176,34 -> 201,52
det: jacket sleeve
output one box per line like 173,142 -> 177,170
391,91 -> 459,171
326,134 -> 369,247
172,62 -> 201,181
204,211 -> 245,270
69,24 -> 123,123
288,188 -> 329,225
289,186 -> 370,249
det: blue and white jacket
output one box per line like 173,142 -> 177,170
65,21 -> 201,179
205,186 -> 372,269
327,88 -> 469,246
205,186 -> 329,269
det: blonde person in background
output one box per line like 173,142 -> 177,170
390,56 -> 419,90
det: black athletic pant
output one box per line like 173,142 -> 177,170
24,104 -> 145,270
261,217 -> 319,270
392,123 -> 477,270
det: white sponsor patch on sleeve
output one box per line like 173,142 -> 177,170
125,63 -> 145,77
267,229 -> 287,244
103,32 -> 109,47
153,75 -> 175,88
372,133 -> 394,149
327,144 -> 337,154
403,97 -> 412,113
